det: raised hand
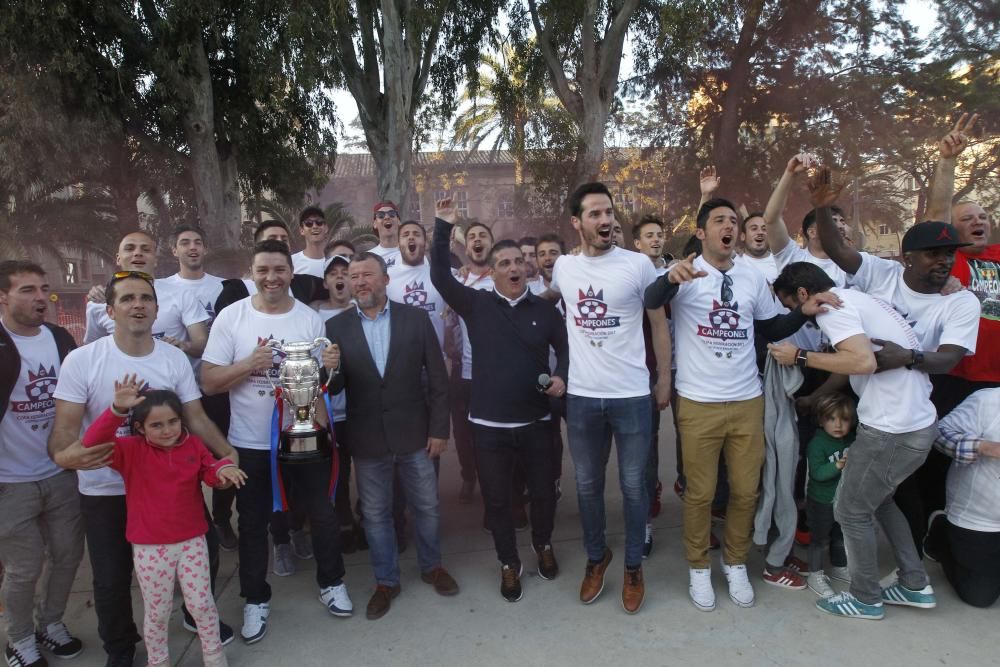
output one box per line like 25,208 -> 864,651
800,290 -> 843,316
699,166 -> 721,197
216,465 -> 248,489
806,166 -> 846,209
436,196 -> 458,224
112,374 -> 146,414
939,112 -> 979,159
88,284 -> 107,304
667,253 -> 709,285
787,152 -> 818,175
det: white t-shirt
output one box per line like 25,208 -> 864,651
938,389 -> 1000,532
851,254 -> 980,354
457,269 -> 495,380
737,253 -> 778,285
292,251 -> 327,279
0,324 -> 63,483
202,297 -> 324,450
370,244 -> 401,272
317,305 -> 350,422
386,259 -> 447,351
670,256 -> 782,402
84,280 -> 209,345
157,273 -> 225,326
551,247 -> 658,398
772,239 -> 861,288
815,288 -> 935,434
53,337 -> 201,495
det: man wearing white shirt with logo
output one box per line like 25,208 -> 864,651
386,221 -> 449,351
159,224 -> 225,326
369,202 -> 403,271
548,182 -> 671,614
291,207 -> 330,278
201,241 -> 351,643
644,197 -> 835,612
738,213 -> 778,284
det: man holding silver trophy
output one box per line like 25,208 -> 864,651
202,240 -> 351,644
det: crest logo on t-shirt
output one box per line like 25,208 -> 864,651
697,300 -> 748,340
573,286 -> 620,329
384,256 -> 396,268
11,364 -> 58,424
403,281 -> 436,312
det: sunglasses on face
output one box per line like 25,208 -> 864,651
302,218 -> 327,228
375,210 -> 398,220
721,272 -> 733,304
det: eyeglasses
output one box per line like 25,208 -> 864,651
721,272 -> 733,304
375,210 -> 399,220
302,218 -> 326,228
111,270 -> 154,284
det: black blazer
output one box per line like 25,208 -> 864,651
326,301 -> 449,459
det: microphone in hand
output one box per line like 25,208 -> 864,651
537,373 -> 553,394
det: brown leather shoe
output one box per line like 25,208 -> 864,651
622,566 -> 644,614
580,548 -> 613,604
365,584 -> 401,620
420,567 -> 460,596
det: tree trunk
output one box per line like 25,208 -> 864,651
571,104 -> 611,194
181,34 -> 242,248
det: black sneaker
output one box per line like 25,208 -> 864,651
182,610 -> 235,647
501,563 -> 524,602
532,544 -> 559,580
642,522 -> 653,559
5,639 -> 47,667
36,622 -> 82,659
104,647 -> 135,667
215,521 -> 238,552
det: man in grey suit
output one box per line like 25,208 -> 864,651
325,251 -> 458,620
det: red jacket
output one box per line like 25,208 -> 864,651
83,409 -> 233,545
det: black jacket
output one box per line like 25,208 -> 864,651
214,274 -> 323,314
431,217 -> 569,423
325,302 -> 450,459
0,322 -> 77,422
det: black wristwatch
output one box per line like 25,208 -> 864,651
795,348 -> 809,369
906,350 -> 924,370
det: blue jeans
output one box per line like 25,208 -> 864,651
567,394 -> 652,568
355,450 -> 443,586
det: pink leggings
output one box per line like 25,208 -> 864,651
133,536 -> 223,666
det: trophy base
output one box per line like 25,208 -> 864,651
278,428 -> 332,464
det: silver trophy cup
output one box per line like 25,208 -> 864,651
270,337 -> 333,463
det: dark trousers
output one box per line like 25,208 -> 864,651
929,517 -> 1000,608
549,395 -> 566,481
450,376 -> 476,484
473,422 -> 556,566
645,399 -> 661,515
80,494 -> 220,656
236,448 -> 345,604
270,507 -> 306,545
333,421 -> 356,527
806,497 -> 846,572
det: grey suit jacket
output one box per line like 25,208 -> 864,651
326,301 -> 450,459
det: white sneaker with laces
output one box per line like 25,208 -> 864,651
319,583 -> 354,617
807,571 -> 836,598
241,602 -> 270,643
722,563 -> 755,607
688,567 -> 716,612
272,543 -> 295,576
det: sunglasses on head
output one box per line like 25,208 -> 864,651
375,210 -> 398,220
111,270 -> 154,284
302,218 -> 326,228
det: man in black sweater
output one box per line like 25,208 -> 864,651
431,197 -> 569,603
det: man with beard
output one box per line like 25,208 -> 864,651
548,183 -> 672,614
518,236 -> 544,294
452,221 -> 495,503
84,231 -> 209,357
536,234 -> 565,291
291,207 -> 330,278
738,214 -> 778,284
645,197 -> 836,613
386,221 -> 449,350
201,241 -> 351,643
369,202 -> 402,271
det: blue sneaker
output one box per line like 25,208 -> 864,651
881,580 -> 937,608
815,591 -> 884,620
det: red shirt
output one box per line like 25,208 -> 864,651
82,409 -> 233,545
950,245 -> 1000,383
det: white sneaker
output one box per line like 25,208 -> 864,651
688,568 -> 716,612
241,602 -> 270,644
291,529 -> 314,560
273,544 -> 295,576
319,583 -> 353,617
722,563 -> 755,607
829,565 -> 851,583
807,571 -> 836,598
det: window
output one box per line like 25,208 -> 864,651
878,224 -> 890,236
65,261 -> 78,285
618,186 -> 635,215
456,191 -> 469,217
904,176 -> 915,191
498,191 -> 514,218
409,193 -> 421,220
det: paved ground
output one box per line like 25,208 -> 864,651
5,422 -> 997,666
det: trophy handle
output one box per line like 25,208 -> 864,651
311,337 -> 333,352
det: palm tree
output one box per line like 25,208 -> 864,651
248,195 -> 370,250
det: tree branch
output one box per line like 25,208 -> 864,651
528,0 -> 582,118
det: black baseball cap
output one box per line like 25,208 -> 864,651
901,221 -> 972,253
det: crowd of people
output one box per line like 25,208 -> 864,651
0,115 -> 997,667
